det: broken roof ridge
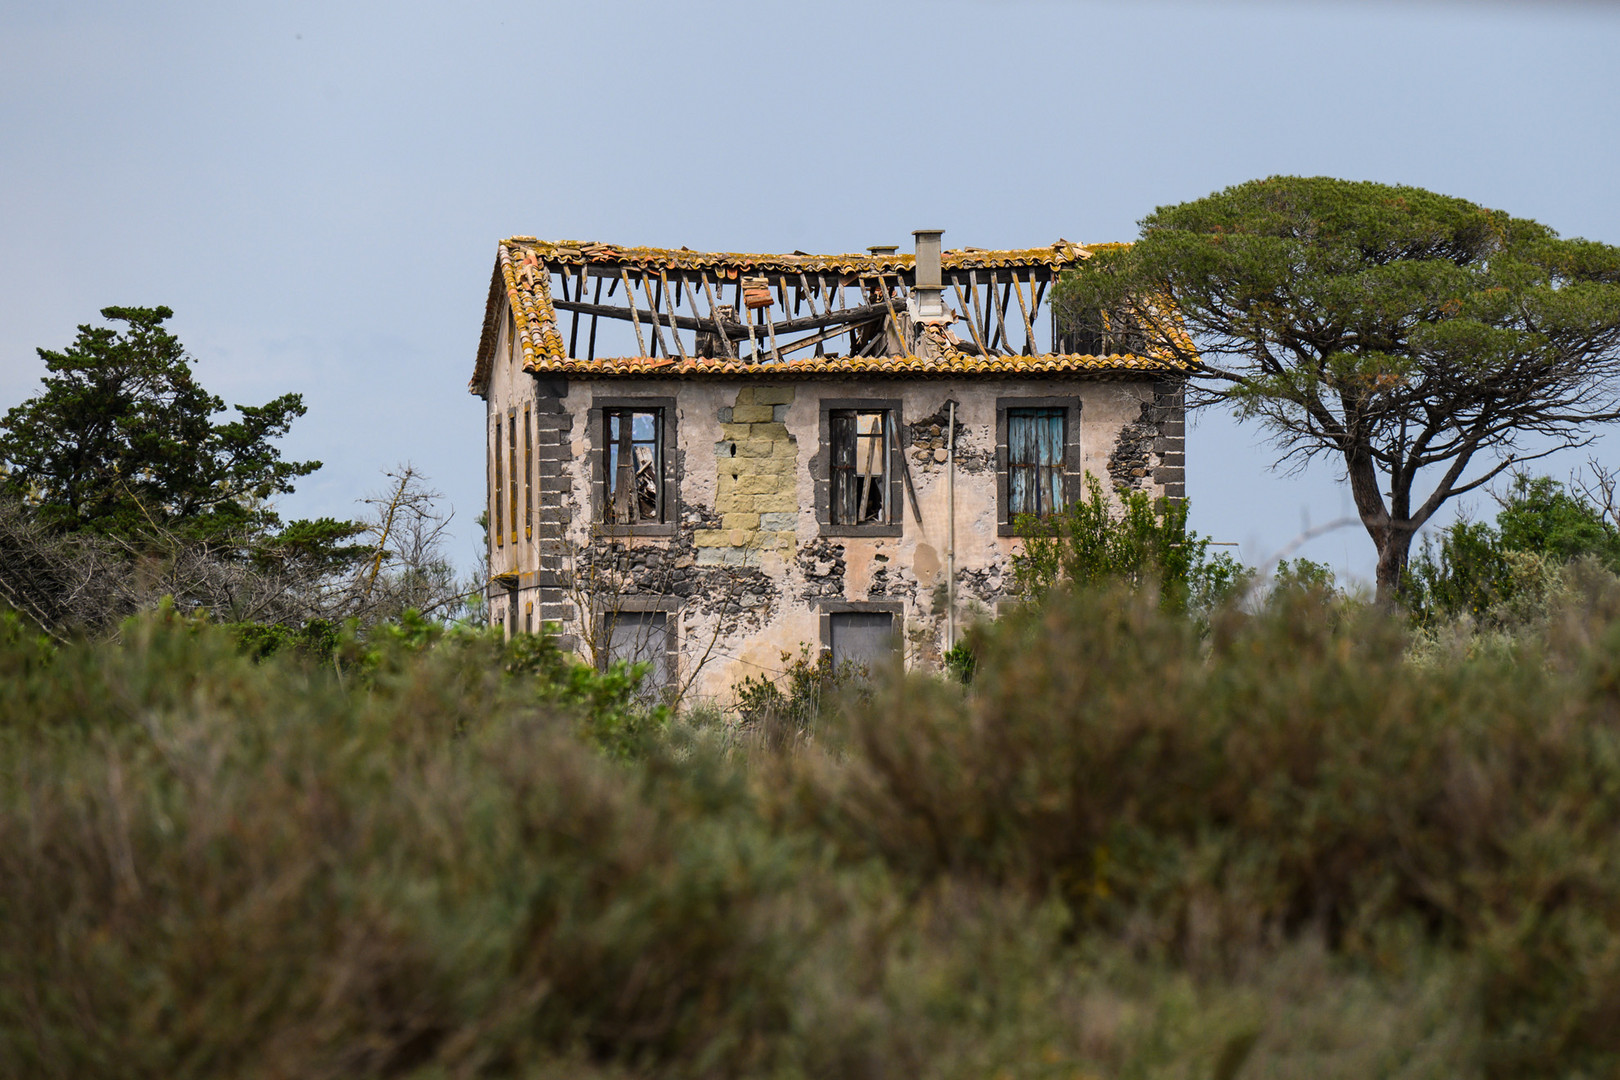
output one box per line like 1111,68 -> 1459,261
471,235 -> 1184,394
498,236 -> 1109,273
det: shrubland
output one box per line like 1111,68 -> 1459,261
4,555 -> 1620,1077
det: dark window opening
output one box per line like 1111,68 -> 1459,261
1008,407 -> 1065,518
831,409 -> 888,525
604,408 -> 663,524
508,414 -> 519,543
493,420 -> 504,548
523,407 -> 533,541
603,610 -> 671,695
829,611 -> 895,673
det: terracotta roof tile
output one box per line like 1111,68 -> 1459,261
471,237 -> 1189,391
521,352 -> 1190,380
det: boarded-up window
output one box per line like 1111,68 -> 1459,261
1008,407 -> 1064,518
830,410 -> 887,525
604,408 -> 663,524
494,420 -> 504,548
829,611 -> 895,673
603,610 -> 671,694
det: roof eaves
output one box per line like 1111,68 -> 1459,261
519,351 -> 1192,380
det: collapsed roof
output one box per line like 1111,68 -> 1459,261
471,236 -> 1192,391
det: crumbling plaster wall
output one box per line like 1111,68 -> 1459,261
536,375 -> 1181,705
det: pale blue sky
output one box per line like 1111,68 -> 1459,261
4,0 -> 1619,582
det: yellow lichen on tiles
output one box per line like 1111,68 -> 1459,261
476,235 -> 1197,394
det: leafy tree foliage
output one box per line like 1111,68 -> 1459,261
1011,473 -> 1248,615
1406,472 -> 1620,623
1059,177 -> 1620,602
0,306 -> 353,558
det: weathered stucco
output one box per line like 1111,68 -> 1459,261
481,305 -> 1185,705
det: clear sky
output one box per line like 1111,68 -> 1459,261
4,0 -> 1619,583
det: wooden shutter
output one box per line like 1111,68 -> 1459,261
830,411 -> 857,524
1008,408 -> 1064,517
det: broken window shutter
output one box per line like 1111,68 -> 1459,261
524,407 -> 533,541
611,411 -> 637,523
1008,411 -> 1034,517
1037,409 -> 1064,514
831,411 -> 856,524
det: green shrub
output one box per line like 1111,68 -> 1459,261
1012,473 -> 1249,616
766,585 -> 1620,1076
18,583 -> 1620,1076
0,613 -> 797,1079
1406,472 -> 1620,627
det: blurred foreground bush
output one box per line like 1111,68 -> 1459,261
765,583 -> 1620,1077
10,587 -> 1620,1076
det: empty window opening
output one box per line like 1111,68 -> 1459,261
829,611 -> 896,674
831,410 -> 888,525
523,407 -> 533,541
1007,407 -> 1065,518
508,413 -> 519,543
603,610 -> 671,695
605,408 -> 663,524
494,420 -> 504,548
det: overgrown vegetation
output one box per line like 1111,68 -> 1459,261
1012,472 -> 1249,617
8,530 -> 1620,1076
13,303 -> 1620,1075
1406,471 -> 1620,628
0,308 -> 472,637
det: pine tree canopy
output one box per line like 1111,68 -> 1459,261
1057,176 -> 1620,601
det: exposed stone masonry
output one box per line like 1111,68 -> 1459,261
907,401 -> 993,474
1107,400 -> 1159,492
701,386 -> 799,565
866,555 -> 918,601
1107,380 -> 1185,498
796,537 -> 846,600
1152,380 -> 1186,499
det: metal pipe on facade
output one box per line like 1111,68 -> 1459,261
946,399 -> 956,652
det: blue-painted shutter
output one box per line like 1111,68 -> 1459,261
1008,408 -> 1065,517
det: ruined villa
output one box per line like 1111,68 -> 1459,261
470,231 -> 1190,702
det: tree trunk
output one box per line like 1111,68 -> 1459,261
1374,524 -> 1416,606
1344,446 -> 1410,605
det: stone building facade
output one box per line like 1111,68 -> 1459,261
471,234 -> 1189,703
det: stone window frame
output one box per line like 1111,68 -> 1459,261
588,396 -> 680,538
996,396 -> 1083,537
815,397 -> 904,538
595,594 -> 681,688
818,599 -> 905,664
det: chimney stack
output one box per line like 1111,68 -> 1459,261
911,228 -> 945,321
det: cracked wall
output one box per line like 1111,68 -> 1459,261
490,374 -> 1181,704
